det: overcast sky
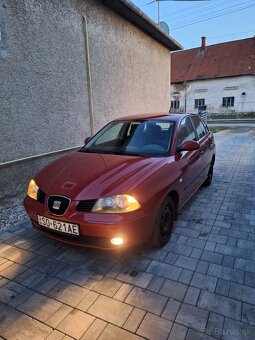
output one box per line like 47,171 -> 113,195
132,0 -> 255,49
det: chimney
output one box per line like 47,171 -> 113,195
201,36 -> 206,48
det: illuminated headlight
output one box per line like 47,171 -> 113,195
92,194 -> 140,213
27,179 -> 39,200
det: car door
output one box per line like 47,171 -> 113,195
176,116 -> 202,205
189,115 -> 211,186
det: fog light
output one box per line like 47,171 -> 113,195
111,237 -> 124,246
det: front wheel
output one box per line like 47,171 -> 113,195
150,196 -> 174,248
203,163 -> 214,187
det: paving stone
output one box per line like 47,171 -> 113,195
191,272 -> 217,292
168,323 -> 188,340
215,278 -> 230,296
123,308 -> 145,333
147,275 -> 164,293
0,262 -> 27,280
48,281 -> 89,307
176,303 -> 209,331
56,264 -> 93,286
33,276 -> 61,294
204,241 -> 216,252
162,299 -> 181,321
146,260 -> 182,281
242,303 -> 255,327
164,252 -> 178,265
208,263 -> 244,284
2,314 -> 52,340
0,302 -> 22,332
81,319 -> 107,340
166,243 -> 193,256
186,238 -> 206,250
125,287 -> 167,315
234,258 -> 255,273
88,295 -> 132,326
57,309 -> 95,338
178,269 -> 194,285
98,324 -> 142,340
92,276 -> 122,296
196,260 -> 209,274
15,269 -> 46,287
190,247 -> 203,259
184,286 -> 200,305
113,283 -> 133,302
215,244 -> 246,259
245,272 -> 255,287
222,255 -> 235,268
159,279 -> 187,301
76,291 -> 99,312
186,328 -> 216,340
116,270 -> 153,288
229,282 -> 255,305
174,255 -> 198,271
201,250 -> 223,265
198,290 -> 242,320
46,330 -> 65,340
137,312 -> 172,340
223,318 -> 255,340
46,305 -> 73,328
35,258 -> 67,276
206,312 -> 224,339
18,292 -> 62,322
220,229 -> 248,240
208,234 -> 227,244
0,281 -> 33,308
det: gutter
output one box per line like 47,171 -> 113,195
100,0 -> 183,51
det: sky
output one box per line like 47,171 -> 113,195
132,0 -> 255,49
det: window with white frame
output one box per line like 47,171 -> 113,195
170,100 -> 180,110
222,97 -> 235,107
194,99 -> 205,109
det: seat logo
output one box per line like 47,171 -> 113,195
53,200 -> 61,210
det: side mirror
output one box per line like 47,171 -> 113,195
179,140 -> 200,152
84,136 -> 91,145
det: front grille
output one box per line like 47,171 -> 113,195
37,189 -> 46,204
76,199 -> 97,212
47,195 -> 70,216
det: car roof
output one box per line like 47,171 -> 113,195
113,113 -> 190,122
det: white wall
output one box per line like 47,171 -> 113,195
171,75 -> 255,114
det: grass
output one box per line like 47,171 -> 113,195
208,113 -> 255,120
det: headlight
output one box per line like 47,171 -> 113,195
27,179 -> 39,200
92,194 -> 140,213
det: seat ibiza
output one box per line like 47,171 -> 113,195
24,113 -> 215,249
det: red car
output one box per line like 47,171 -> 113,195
24,113 -> 215,249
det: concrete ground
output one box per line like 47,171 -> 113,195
0,128 -> 255,340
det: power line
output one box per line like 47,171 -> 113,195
170,3 -> 255,30
163,0 -> 251,23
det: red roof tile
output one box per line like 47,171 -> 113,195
171,37 -> 255,83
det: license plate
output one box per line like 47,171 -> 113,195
37,215 -> 79,236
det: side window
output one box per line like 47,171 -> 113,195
177,117 -> 196,146
190,115 -> 207,140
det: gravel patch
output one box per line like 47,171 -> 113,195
0,197 -> 29,231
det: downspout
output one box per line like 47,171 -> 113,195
82,15 -> 95,135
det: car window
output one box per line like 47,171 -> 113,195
81,119 -> 175,157
95,123 -> 123,145
177,117 -> 196,146
190,115 -> 207,140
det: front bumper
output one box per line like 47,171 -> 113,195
24,196 -> 153,250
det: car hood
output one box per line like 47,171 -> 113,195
35,151 -> 166,200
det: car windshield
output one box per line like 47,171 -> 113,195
80,119 -> 175,157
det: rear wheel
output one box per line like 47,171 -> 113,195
150,196 -> 174,248
204,162 -> 214,187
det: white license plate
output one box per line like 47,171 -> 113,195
37,215 -> 79,236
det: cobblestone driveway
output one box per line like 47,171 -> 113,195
0,128 -> 255,340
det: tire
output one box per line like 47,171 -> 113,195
150,196 -> 175,248
203,162 -> 214,187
